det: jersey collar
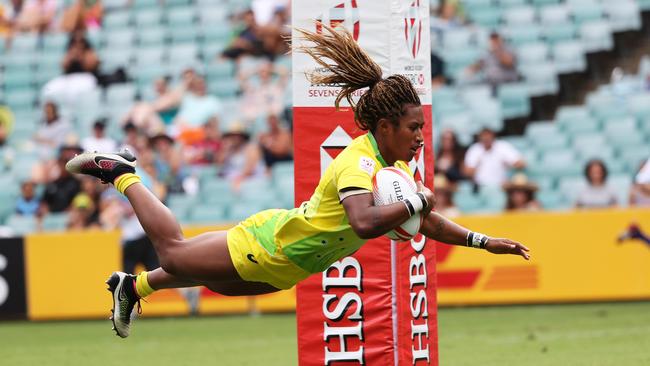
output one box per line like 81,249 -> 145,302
366,132 -> 389,168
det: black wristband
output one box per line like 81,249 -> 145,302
466,232 -> 474,247
403,199 -> 415,216
467,232 -> 488,249
416,192 -> 428,209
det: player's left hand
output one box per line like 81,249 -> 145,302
485,238 -> 530,260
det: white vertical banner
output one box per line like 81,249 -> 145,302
292,0 -> 431,108
390,0 -> 431,99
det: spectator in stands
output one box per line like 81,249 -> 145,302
575,159 -> 618,208
119,121 -> 149,157
42,32 -> 99,107
98,187 -> 121,229
218,123 -> 266,192
15,180 -> 39,216
503,173 -> 541,212
258,5 -> 290,56
185,118 -> 222,166
258,114 -> 292,168
435,129 -> 466,183
62,31 -> 100,74
430,0 -> 465,46
149,132 -> 185,195
464,127 -> 525,188
434,174 -> 460,218
140,157 -> 170,201
222,9 -> 271,60
122,75 -> 182,135
172,75 -> 222,139
67,176 -> 101,230
61,0 -> 103,32
81,118 -> 117,153
52,30 -> 125,90
431,53 -> 446,89
39,143 -> 82,214
238,60 -> 288,122
33,101 -> 73,155
148,75 -> 180,125
14,0 -> 57,33
629,158 -> 650,207
67,193 -> 94,230
465,32 -> 519,91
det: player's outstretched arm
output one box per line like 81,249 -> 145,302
419,212 -> 530,260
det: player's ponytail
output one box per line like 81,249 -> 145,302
296,24 -> 420,132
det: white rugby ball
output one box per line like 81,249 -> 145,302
372,167 -> 423,242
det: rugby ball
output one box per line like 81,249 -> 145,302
372,167 -> 423,241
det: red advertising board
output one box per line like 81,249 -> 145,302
294,107 -> 438,365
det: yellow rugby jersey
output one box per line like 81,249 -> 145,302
253,132 -> 413,274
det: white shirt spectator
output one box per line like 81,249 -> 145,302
465,140 -> 523,187
636,158 -> 650,184
81,121 -> 118,153
575,185 -> 618,208
82,136 -> 117,153
34,116 -> 72,149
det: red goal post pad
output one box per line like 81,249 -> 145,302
294,106 -> 438,366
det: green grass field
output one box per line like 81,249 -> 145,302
2,302 -> 650,365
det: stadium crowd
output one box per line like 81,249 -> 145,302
0,0 -> 294,234
435,125 -> 650,213
0,0 -> 649,237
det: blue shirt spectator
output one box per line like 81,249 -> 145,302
16,181 -> 40,216
173,76 -> 222,130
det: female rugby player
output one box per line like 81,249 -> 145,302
66,25 -> 529,338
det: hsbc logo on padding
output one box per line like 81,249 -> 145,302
320,126 -> 353,177
404,0 -> 423,58
316,0 -> 361,40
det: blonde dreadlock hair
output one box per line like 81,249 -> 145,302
295,24 -> 421,132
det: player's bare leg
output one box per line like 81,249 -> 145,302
66,151 -> 279,338
145,262 -> 280,295
122,185 -> 241,281
66,151 -> 245,281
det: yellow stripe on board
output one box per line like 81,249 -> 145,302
24,230 -> 122,320
438,208 -> 650,305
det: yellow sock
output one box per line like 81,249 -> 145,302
135,271 -> 155,298
114,173 -> 141,195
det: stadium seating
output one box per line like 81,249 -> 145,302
0,0 -> 648,231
